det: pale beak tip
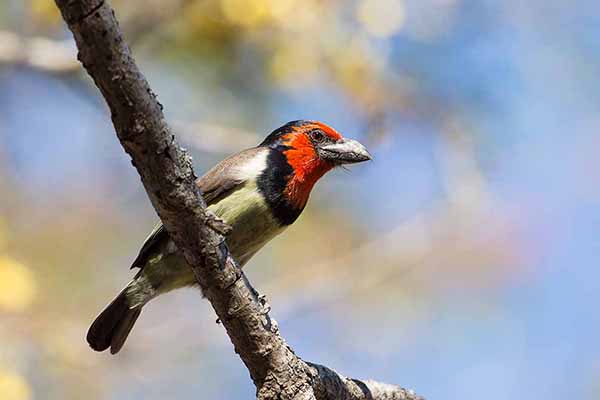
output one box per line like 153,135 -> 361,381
319,138 -> 372,164
349,139 -> 372,163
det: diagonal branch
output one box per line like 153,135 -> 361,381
52,1 -> 423,399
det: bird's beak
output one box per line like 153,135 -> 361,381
318,138 -> 372,165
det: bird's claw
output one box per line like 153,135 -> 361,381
206,213 -> 232,236
259,294 -> 271,314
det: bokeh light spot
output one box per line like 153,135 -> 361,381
221,0 -> 269,27
265,0 -> 297,22
0,257 -> 37,312
0,370 -> 31,400
356,0 -> 405,38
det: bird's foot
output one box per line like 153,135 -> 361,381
206,212 -> 232,236
259,294 -> 271,314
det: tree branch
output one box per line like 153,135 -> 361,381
53,1 -> 423,399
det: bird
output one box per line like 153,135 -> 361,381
87,120 -> 371,354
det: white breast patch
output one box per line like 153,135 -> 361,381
235,149 -> 269,181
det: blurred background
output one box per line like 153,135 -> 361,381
0,0 -> 599,399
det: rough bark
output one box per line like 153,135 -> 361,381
53,1 -> 423,399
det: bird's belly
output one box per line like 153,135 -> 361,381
208,185 -> 285,264
137,185 -> 285,299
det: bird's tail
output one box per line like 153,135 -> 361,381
87,285 -> 142,354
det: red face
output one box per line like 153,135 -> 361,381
279,121 -> 364,209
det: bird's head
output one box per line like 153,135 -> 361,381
259,120 -> 371,212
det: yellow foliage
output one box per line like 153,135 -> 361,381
29,0 -> 61,24
0,257 -> 37,312
220,0 -> 270,27
220,0 -> 307,29
266,0 -> 320,31
269,44 -> 319,87
264,0 -> 297,23
0,370 -> 31,400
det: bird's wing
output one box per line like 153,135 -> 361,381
195,147 -> 262,205
130,147 -> 264,269
130,222 -> 166,269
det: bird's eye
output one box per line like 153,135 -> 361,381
311,130 -> 325,142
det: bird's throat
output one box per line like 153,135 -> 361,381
283,148 -> 333,209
